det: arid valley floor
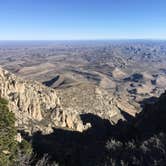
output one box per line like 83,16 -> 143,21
0,40 -> 166,121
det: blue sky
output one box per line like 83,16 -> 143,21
0,0 -> 166,40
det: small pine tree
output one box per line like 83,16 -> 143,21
0,98 -> 18,166
0,98 -> 32,166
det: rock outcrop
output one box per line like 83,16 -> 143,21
57,83 -> 134,123
0,67 -> 86,134
0,67 -> 139,135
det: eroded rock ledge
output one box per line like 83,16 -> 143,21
0,67 -> 87,134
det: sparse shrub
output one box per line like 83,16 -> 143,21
101,133 -> 166,166
0,98 -> 8,105
18,139 -> 33,156
35,154 -> 59,166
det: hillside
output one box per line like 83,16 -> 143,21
0,67 -> 166,165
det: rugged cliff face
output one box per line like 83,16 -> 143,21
57,83 -> 139,123
0,67 -> 138,135
0,67 -> 60,120
0,68 -> 86,134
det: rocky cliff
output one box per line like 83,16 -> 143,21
0,67 -> 137,135
0,67 -> 86,134
57,83 -> 139,123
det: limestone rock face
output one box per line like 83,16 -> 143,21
0,67 -> 85,134
156,75 -> 166,88
51,108 -> 91,132
57,83 -> 127,123
15,133 -> 22,143
0,68 -> 59,122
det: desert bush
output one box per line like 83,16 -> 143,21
102,133 -> 166,166
35,154 -> 59,166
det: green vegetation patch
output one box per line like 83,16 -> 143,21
0,98 -> 32,166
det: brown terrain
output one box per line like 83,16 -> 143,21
0,40 -> 166,165
0,40 -> 166,124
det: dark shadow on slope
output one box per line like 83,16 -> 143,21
31,114 -> 112,166
134,91 -> 166,139
43,75 -> 60,87
123,73 -> 144,83
139,96 -> 158,108
116,91 -> 166,141
120,109 -> 135,122
21,91 -> 166,166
